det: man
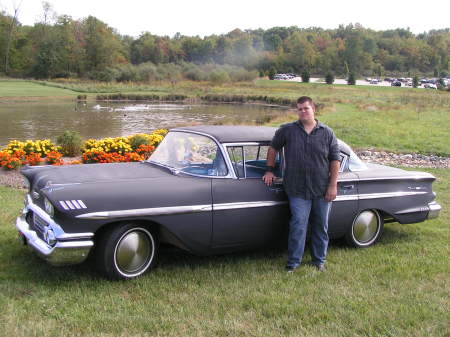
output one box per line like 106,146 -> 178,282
262,96 -> 340,272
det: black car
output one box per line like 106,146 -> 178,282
391,81 -> 402,87
16,126 -> 441,279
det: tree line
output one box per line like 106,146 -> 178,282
1,5 -> 449,82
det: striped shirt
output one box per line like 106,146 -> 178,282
271,120 -> 340,199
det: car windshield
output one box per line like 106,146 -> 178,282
149,131 -> 228,176
348,149 -> 368,171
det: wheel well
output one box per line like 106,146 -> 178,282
93,220 -> 160,243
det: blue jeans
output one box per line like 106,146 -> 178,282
287,196 -> 332,268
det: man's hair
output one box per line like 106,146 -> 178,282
297,96 -> 315,108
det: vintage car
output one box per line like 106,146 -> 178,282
15,126 -> 441,279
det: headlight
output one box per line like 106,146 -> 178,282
44,198 -> 54,217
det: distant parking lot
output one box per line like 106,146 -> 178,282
274,74 -> 449,89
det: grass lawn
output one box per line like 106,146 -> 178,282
0,80 -> 77,98
0,168 -> 448,337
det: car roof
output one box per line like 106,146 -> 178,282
171,125 -> 278,143
170,125 -> 352,154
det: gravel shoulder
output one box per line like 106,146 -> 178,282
1,151 -> 448,190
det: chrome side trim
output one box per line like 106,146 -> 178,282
213,201 -> 288,211
76,204 -> 213,219
76,200 -> 289,220
335,190 -> 428,202
76,191 -> 429,220
358,191 -> 427,200
339,174 -> 435,183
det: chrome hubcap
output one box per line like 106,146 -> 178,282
115,229 -> 153,274
353,210 -> 380,244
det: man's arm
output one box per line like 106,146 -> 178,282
262,146 -> 278,186
325,160 -> 340,202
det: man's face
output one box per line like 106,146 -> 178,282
297,101 -> 315,123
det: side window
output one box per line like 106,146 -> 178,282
227,144 -> 281,178
339,153 -> 349,172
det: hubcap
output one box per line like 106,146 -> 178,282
115,229 -> 153,275
353,210 -> 380,244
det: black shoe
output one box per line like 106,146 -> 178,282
285,265 -> 299,273
315,264 -> 326,272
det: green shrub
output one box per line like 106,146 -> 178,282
301,70 -> 310,83
57,131 -> 83,157
128,134 -> 151,150
325,73 -> 335,84
209,70 -> 230,84
347,72 -> 356,85
413,76 -> 419,88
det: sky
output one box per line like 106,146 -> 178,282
2,0 -> 450,37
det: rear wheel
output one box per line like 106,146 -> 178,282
345,209 -> 383,248
96,223 -> 158,280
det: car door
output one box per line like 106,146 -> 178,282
211,143 -> 289,251
327,153 -> 359,238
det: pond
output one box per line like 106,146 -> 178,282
0,101 -> 289,146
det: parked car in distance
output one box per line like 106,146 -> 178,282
391,81 -> 402,87
15,126 -> 441,279
424,83 -> 437,89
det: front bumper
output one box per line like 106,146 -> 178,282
16,194 -> 94,266
427,201 -> 441,220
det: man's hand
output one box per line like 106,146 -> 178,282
262,171 -> 275,186
325,184 -> 337,202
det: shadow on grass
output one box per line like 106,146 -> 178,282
6,224 -> 420,284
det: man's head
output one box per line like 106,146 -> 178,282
297,96 -> 316,123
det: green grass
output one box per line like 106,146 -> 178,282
298,102 -> 449,156
0,169 -> 448,337
0,80 -> 77,98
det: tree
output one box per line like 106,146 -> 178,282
268,67 -> 276,80
325,73 -> 334,84
347,72 -> 356,85
3,0 -> 23,74
301,69 -> 310,83
412,76 -> 419,88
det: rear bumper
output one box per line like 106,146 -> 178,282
427,201 -> 441,220
16,195 -> 94,266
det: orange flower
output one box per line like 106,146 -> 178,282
45,151 -> 63,165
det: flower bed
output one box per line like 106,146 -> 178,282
0,129 -> 168,170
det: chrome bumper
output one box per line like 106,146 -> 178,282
427,201 -> 441,220
16,195 -> 94,266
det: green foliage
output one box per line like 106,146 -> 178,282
56,130 -> 82,157
413,76 -> 419,88
1,11 -> 449,80
268,67 -> 276,80
128,134 -> 151,149
301,69 -> 310,83
208,69 -> 230,84
347,72 -> 356,85
325,73 -> 335,84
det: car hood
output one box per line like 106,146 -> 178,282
21,162 -> 170,189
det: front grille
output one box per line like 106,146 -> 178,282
26,211 -> 48,241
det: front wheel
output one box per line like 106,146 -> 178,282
345,209 -> 384,248
96,223 -> 158,280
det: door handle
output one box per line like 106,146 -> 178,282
342,184 -> 354,190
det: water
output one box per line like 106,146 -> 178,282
0,101 -> 288,146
